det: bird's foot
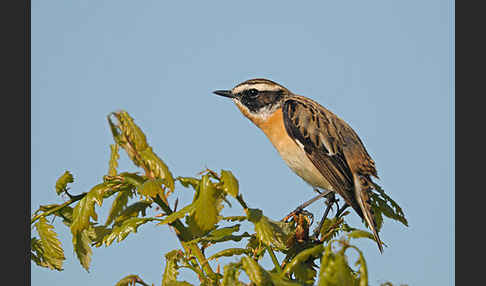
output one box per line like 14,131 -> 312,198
310,193 -> 338,241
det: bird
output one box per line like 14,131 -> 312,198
213,78 -> 384,253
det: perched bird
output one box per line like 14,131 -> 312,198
213,78 -> 383,252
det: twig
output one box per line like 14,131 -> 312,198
267,247 -> 282,273
31,192 -> 87,224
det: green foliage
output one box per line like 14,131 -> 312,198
31,110 -> 408,286
108,144 -> 120,176
115,274 -> 150,286
186,174 -> 225,236
32,217 -> 65,270
55,171 -> 74,196
370,183 -> 408,231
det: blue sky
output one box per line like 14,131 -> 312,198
31,1 -> 454,285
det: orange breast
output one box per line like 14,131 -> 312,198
241,107 -> 334,191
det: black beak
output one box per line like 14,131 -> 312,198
213,90 -> 235,98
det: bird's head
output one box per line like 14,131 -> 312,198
213,78 -> 290,122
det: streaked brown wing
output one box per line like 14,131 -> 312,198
282,97 -> 377,217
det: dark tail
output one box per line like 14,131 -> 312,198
353,173 -> 383,253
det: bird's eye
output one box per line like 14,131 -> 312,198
247,89 -> 259,97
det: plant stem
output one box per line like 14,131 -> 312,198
267,247 -> 282,273
152,195 -> 219,281
31,192 -> 87,224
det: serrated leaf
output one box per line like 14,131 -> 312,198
105,190 -> 131,226
72,229 -> 92,271
370,183 -> 408,231
282,244 -> 323,278
140,148 -> 175,193
119,172 -> 146,189
103,217 -> 154,246
220,170 -> 239,198
247,208 -> 291,250
33,217 -> 65,271
86,224 -> 113,247
114,110 -> 149,151
108,111 -> 175,193
138,179 -> 165,199
187,175 -> 224,236
241,256 -> 273,286
351,246 -> 368,286
222,263 -> 244,286
222,216 -> 247,222
31,237 -> 47,268
35,217 -> 65,270
115,275 -> 149,286
163,250 -> 184,285
176,176 -> 200,190
320,217 -> 345,243
191,224 -> 241,244
55,171 -> 74,195
346,229 -> 376,241
317,243 -> 358,286
157,204 -> 196,225
113,201 -> 152,226
71,183 -> 110,235
208,248 -> 250,261
108,144 -> 120,176
268,273 -> 303,286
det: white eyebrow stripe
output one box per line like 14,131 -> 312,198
232,83 -> 282,94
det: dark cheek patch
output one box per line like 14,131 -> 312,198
240,91 -> 283,113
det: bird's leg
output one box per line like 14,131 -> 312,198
282,189 -> 332,222
311,192 -> 337,240
335,203 -> 350,218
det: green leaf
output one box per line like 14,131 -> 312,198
86,224 -> 112,247
370,183 -> 408,231
105,190 -> 131,226
247,208 -> 292,250
103,217 -> 155,246
187,174 -> 224,236
140,148 -> 175,193
222,216 -> 247,222
241,256 -> 273,286
31,237 -> 47,268
317,243 -> 358,286
108,144 -> 120,176
115,275 -> 150,286
189,224 -> 248,245
33,217 -> 65,271
113,201 -> 152,226
113,110 -> 149,151
72,228 -> 92,271
319,217 -> 345,243
138,179 -> 165,199
282,244 -> 323,278
162,250 -> 184,285
157,204 -> 196,225
55,171 -> 74,195
351,246 -> 368,286
208,248 -> 250,261
176,176 -> 200,190
164,282 -> 194,286
108,111 -> 175,193
119,172 -> 146,189
219,170 -> 239,198
71,183 -> 110,235
268,273 -> 303,286
346,229 -> 376,242
222,263 -> 244,286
